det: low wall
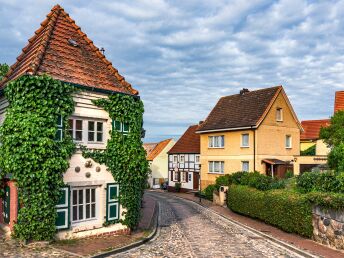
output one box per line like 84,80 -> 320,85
313,206 -> 344,249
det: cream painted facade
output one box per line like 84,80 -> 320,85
148,140 -> 175,188
200,91 -> 301,188
0,90 -> 127,239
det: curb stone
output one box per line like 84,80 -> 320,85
169,192 -> 319,258
90,201 -> 160,258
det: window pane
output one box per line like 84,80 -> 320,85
88,132 -> 95,141
97,132 -> 103,142
114,121 -> 121,131
68,119 -> 73,129
73,190 -> 77,205
88,121 -> 94,131
76,120 -> 83,130
86,189 -> 90,203
76,131 -> 82,141
123,122 -> 129,132
214,162 -> 219,172
57,115 -> 62,127
221,136 -> 224,147
79,205 -> 83,220
79,190 -> 83,204
209,136 -> 213,147
91,189 -> 95,202
91,204 -> 96,217
97,122 -> 103,131
73,206 -> 78,221
55,129 -> 62,141
86,204 -> 90,219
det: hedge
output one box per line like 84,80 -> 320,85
227,185 -> 313,237
297,171 -> 344,193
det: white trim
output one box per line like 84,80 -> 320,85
108,184 -> 119,202
108,203 -> 119,220
285,135 -> 292,149
56,208 -> 68,229
197,126 -> 256,134
56,187 -> 69,208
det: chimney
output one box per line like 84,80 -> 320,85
240,88 -> 250,95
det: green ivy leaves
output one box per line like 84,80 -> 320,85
0,75 -> 75,241
83,94 -> 148,229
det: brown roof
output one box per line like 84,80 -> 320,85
145,139 -> 172,161
0,5 -> 138,95
168,125 -> 200,154
334,91 -> 344,113
197,86 -> 282,132
300,119 -> 330,140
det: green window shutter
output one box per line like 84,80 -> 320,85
123,122 -> 129,133
56,186 -> 70,230
55,115 -> 63,141
113,121 -> 121,132
106,183 -> 120,222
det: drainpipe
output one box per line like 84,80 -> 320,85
252,127 -> 256,172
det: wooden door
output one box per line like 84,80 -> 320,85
193,173 -> 199,190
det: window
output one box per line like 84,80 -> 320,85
242,161 -> 249,172
180,155 -> 185,163
56,115 -> 63,141
276,108 -> 283,121
173,171 -> 179,181
241,134 -> 249,147
181,172 -> 187,182
113,121 -> 129,134
286,135 -> 292,149
72,187 -> 96,222
195,155 -> 200,163
173,155 -> 178,163
209,135 -> 224,148
69,119 -> 83,141
88,121 -> 103,142
188,173 -> 192,182
208,161 -> 224,174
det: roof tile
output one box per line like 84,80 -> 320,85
168,125 -> 200,154
300,119 -> 330,140
334,91 -> 344,113
144,139 -> 172,161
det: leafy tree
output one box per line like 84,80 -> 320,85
0,63 -> 9,80
320,111 -> 344,172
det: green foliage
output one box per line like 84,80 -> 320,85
284,170 -> 294,179
82,94 -> 148,229
0,75 -> 75,241
300,145 -> 316,156
320,111 -> 344,171
214,174 -> 232,189
227,185 -> 313,237
0,63 -> 9,81
203,184 -> 217,201
307,191 -> 344,210
174,182 -> 181,192
296,171 -> 344,193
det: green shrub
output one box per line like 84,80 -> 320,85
175,182 -> 181,192
285,170 -> 294,179
203,184 -> 217,201
296,172 -> 321,193
270,178 -> 286,190
231,171 -> 248,184
215,174 -> 232,189
297,171 -> 344,193
300,145 -> 316,156
227,185 -> 313,237
307,191 -> 344,210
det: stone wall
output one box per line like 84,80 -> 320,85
313,206 -> 344,249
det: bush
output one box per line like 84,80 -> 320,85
296,172 -> 321,193
285,170 -> 294,179
231,171 -> 248,184
175,182 -> 181,192
300,145 -> 316,156
215,174 -> 232,189
203,184 -> 217,201
296,171 -> 344,193
227,185 -> 313,237
307,191 -> 344,210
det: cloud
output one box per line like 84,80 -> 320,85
0,0 -> 343,142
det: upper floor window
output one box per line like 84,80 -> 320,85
56,115 -> 63,141
209,135 -> 224,148
69,119 -> 83,141
285,135 -> 292,149
195,155 -> 200,163
180,155 -> 185,163
276,108 -> 283,122
173,155 -> 178,163
113,121 -> 129,134
88,121 -> 103,142
241,134 -> 249,147
208,161 -> 224,174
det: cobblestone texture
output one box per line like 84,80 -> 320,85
115,192 -> 309,258
0,235 -> 76,257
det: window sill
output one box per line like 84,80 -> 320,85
208,172 -> 224,175
240,146 -> 250,148
208,147 -> 225,149
286,147 -> 292,149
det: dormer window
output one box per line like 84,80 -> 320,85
276,108 -> 283,122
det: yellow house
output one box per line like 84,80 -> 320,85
197,86 -> 302,188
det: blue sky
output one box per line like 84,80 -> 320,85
1,0 -> 343,142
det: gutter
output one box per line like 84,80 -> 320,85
196,126 -> 257,134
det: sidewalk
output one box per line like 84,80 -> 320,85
170,191 -> 344,258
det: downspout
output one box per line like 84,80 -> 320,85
253,127 -> 256,172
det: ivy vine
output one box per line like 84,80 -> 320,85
0,75 -> 75,241
82,94 -> 148,229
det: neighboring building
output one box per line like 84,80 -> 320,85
168,124 -> 200,192
144,139 -> 175,189
0,5 -> 141,239
197,86 -> 302,188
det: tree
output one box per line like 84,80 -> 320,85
320,111 -> 344,172
0,63 -> 9,81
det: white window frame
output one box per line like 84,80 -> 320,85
285,135 -> 292,149
69,118 -> 83,142
241,133 -> 249,147
276,108 -> 283,122
242,161 -> 249,172
88,120 -> 104,143
173,155 -> 178,163
195,155 -> 200,163
180,155 -> 185,163
107,202 -> 119,221
208,135 -> 224,148
208,161 -> 224,174
173,171 -> 179,181
71,187 -> 97,223
181,172 -> 187,182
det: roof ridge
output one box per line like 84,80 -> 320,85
220,85 -> 282,99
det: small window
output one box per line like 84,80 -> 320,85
181,172 -> 186,182
286,135 -> 292,149
88,121 -> 103,142
242,161 -> 249,172
69,119 -> 83,141
195,155 -> 200,163
209,135 -> 224,148
173,171 -> 179,181
180,155 -> 185,163
113,121 -> 129,134
241,134 -> 249,147
72,187 -> 96,222
173,155 -> 178,163
56,115 -> 63,141
276,108 -> 283,121
209,161 -> 224,174
188,173 -> 192,182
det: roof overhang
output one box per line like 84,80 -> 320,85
196,126 -> 257,134
262,159 -> 287,165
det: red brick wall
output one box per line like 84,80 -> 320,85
8,181 -> 18,231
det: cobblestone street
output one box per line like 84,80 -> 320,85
114,192 -> 312,258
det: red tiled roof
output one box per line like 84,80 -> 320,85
168,125 -> 200,154
300,119 -> 330,140
0,5 -> 138,95
334,91 -> 344,113
197,86 -> 282,132
145,139 -> 172,161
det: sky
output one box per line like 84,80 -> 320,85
1,0 -> 344,143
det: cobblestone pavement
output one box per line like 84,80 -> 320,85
0,234 -> 77,258
114,192 -> 312,258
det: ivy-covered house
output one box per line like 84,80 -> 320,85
0,5 -> 147,240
